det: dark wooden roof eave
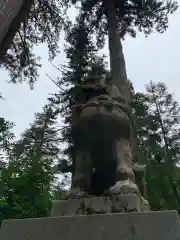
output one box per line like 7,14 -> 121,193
0,0 -> 34,62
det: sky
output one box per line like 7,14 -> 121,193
0,5 -> 180,139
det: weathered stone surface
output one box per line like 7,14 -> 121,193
0,211 -> 180,240
51,194 -> 141,217
71,75 -> 138,197
140,196 -> 151,212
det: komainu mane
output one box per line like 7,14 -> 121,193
70,75 -> 147,200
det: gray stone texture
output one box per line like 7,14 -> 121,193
51,194 -> 141,217
0,211 -> 180,240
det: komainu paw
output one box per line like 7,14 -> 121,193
108,179 -> 140,196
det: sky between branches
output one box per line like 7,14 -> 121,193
0,6 -> 180,139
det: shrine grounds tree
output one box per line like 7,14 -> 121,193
48,18 -> 109,177
132,81 -> 180,211
1,1 -> 178,88
0,103 -> 61,220
0,118 -> 15,224
1,0 -> 69,87
145,81 -> 180,211
69,0 -> 178,89
0,118 -> 14,154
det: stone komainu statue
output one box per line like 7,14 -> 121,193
70,75 -> 147,199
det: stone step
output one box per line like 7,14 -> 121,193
0,211 -> 180,240
51,194 -> 142,217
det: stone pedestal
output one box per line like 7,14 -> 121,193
1,211 -> 180,240
51,194 -> 141,216
0,195 -> 179,239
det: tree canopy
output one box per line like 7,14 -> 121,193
1,0 -> 69,86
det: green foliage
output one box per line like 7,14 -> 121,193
0,118 -> 15,224
132,81 -> 180,211
1,155 -> 52,219
0,103 -> 62,220
1,0 -> 69,86
2,0 -> 177,85
146,81 -> 180,164
0,118 -> 14,153
48,17 -> 109,174
69,0 -> 178,48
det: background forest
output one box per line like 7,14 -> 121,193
0,0 -> 180,223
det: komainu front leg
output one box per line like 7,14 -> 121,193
108,138 -> 140,196
69,149 -> 92,198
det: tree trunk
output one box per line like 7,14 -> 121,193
104,0 -> 137,161
104,0 -> 128,92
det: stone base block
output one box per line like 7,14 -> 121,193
51,194 -> 141,216
0,211 -> 180,240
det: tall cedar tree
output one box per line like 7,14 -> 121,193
49,18 -> 108,178
145,81 -> 180,211
69,0 -> 178,91
1,0 -> 69,87
132,81 -> 180,211
146,81 -> 180,165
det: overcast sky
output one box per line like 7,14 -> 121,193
0,6 -> 180,139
